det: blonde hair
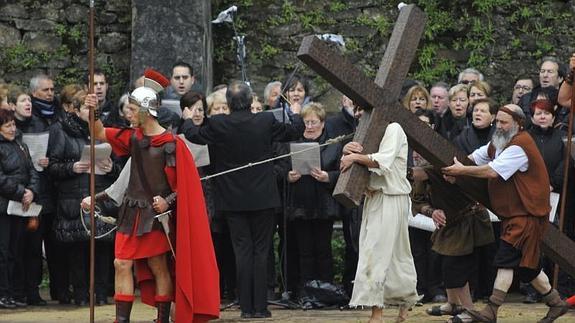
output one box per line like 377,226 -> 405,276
71,90 -> 88,111
206,91 -> 227,115
449,84 -> 469,100
469,80 -> 491,97
402,85 -> 431,110
301,102 -> 326,121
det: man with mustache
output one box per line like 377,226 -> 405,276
442,104 -> 568,323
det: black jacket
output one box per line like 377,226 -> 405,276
437,109 -> 468,141
181,110 -> 304,211
284,130 -> 342,220
453,124 -> 494,155
0,131 -> 40,214
15,114 -> 57,214
527,124 -> 567,192
325,107 -> 356,139
48,113 -> 119,242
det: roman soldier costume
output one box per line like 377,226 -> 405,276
105,70 -> 219,322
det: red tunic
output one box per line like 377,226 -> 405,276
106,127 -> 220,321
105,128 -> 174,259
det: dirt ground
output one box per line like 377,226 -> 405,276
1,293 -> 574,323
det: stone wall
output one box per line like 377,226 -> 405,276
212,0 -> 575,111
0,0 -> 131,98
3,0 -> 575,109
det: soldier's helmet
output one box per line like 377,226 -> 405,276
128,69 -> 170,117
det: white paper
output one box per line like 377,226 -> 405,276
408,213 -> 436,232
178,134 -> 210,167
21,132 -> 49,172
290,142 -> 321,175
105,159 -> 131,205
80,143 -> 112,175
549,192 -> 560,223
265,108 -> 291,124
7,200 -> 42,217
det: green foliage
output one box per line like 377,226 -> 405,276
472,0 -> 509,14
356,14 -> 391,37
260,43 -> 281,59
329,1 -> 347,13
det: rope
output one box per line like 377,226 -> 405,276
80,205 -> 117,239
200,132 -> 354,181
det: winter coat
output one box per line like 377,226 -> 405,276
285,130 -> 342,220
15,114 -> 57,214
48,113 -> 119,242
0,131 -> 40,214
527,124 -> 567,192
453,124 -> 495,155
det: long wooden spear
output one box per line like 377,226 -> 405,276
88,0 -> 96,321
553,72 -> 575,289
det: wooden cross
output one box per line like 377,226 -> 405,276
297,4 -> 575,277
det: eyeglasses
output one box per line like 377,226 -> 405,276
304,120 -> 321,127
513,85 -> 532,91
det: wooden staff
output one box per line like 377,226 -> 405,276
88,0 -> 96,321
553,72 -> 575,289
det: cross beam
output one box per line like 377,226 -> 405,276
297,5 -> 575,278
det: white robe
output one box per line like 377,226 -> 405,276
349,123 -> 419,308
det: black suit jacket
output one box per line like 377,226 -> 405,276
181,110 -> 304,211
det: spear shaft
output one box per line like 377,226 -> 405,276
88,0 -> 96,321
553,74 -> 575,289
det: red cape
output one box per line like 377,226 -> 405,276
137,136 -> 220,322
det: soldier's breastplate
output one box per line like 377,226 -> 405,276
118,140 -> 174,236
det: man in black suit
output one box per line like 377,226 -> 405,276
180,81 -> 304,318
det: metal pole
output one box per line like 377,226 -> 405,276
88,1 -> 96,321
553,75 -> 575,289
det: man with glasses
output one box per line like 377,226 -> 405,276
511,76 -> 534,105
458,68 -> 484,85
518,57 -> 566,119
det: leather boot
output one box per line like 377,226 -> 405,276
155,301 -> 171,323
538,289 -> 568,323
467,288 -> 506,323
114,299 -> 133,323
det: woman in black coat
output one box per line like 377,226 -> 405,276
0,109 -> 39,309
48,90 -> 119,305
285,103 -> 341,306
527,99 -> 567,193
453,98 -> 496,155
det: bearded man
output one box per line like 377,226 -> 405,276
442,104 -> 568,323
86,70 -> 219,323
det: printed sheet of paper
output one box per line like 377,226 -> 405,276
408,213 -> 436,232
265,108 -> 291,124
22,132 -> 49,172
290,142 -> 321,175
178,134 -> 210,167
7,200 -> 43,217
80,143 -> 112,175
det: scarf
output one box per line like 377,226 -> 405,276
32,96 -> 57,117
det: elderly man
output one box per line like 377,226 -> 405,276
443,104 -> 568,323
458,68 -> 484,84
263,81 -> 282,110
519,57 -> 565,118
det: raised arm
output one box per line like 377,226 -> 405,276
558,53 -> 575,108
85,93 -> 107,142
